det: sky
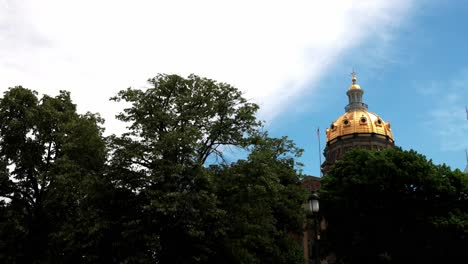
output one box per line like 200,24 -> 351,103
0,0 -> 467,176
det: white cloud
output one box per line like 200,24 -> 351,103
0,0 -> 412,134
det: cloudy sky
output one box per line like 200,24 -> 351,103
1,0 -> 467,175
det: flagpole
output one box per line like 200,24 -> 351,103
465,148 -> 468,164
317,127 -> 322,177
465,105 -> 468,120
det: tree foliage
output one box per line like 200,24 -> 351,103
110,73 -> 260,166
210,134 -> 307,264
0,86 -> 106,263
103,74 -> 306,263
0,75 -> 308,263
320,148 -> 468,263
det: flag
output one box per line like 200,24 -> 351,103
317,127 -> 320,137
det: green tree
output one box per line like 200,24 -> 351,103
320,148 -> 468,263
0,87 -> 106,263
107,74 -> 307,263
107,74 -> 261,263
0,75 -> 310,263
210,134 -> 307,264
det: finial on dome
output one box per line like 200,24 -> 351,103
351,70 -> 357,84
348,70 -> 361,90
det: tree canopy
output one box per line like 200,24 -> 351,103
320,148 -> 468,263
4,74 -> 465,264
0,86 -> 106,263
210,135 -> 307,264
0,75 -> 308,263
106,74 -> 306,263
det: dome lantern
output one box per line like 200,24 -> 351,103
345,71 -> 367,111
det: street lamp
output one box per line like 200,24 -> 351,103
308,193 -> 320,264
309,193 -> 319,214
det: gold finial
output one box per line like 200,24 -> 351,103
351,70 -> 357,84
348,70 -> 361,90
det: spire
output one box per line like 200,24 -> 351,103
345,71 -> 367,112
349,70 -> 361,90
351,70 -> 357,84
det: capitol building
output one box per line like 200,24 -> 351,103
322,73 -> 395,174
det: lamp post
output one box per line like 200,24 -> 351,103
308,193 -> 320,264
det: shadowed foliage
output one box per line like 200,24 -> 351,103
0,86 -> 106,263
320,148 -> 468,263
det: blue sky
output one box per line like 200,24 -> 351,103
270,1 -> 468,175
0,0 -> 467,174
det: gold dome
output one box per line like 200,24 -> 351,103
325,72 -> 394,143
349,84 -> 361,90
326,110 -> 394,143
322,72 -> 395,175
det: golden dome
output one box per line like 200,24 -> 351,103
349,84 -> 361,90
326,110 -> 394,143
325,72 -> 394,144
